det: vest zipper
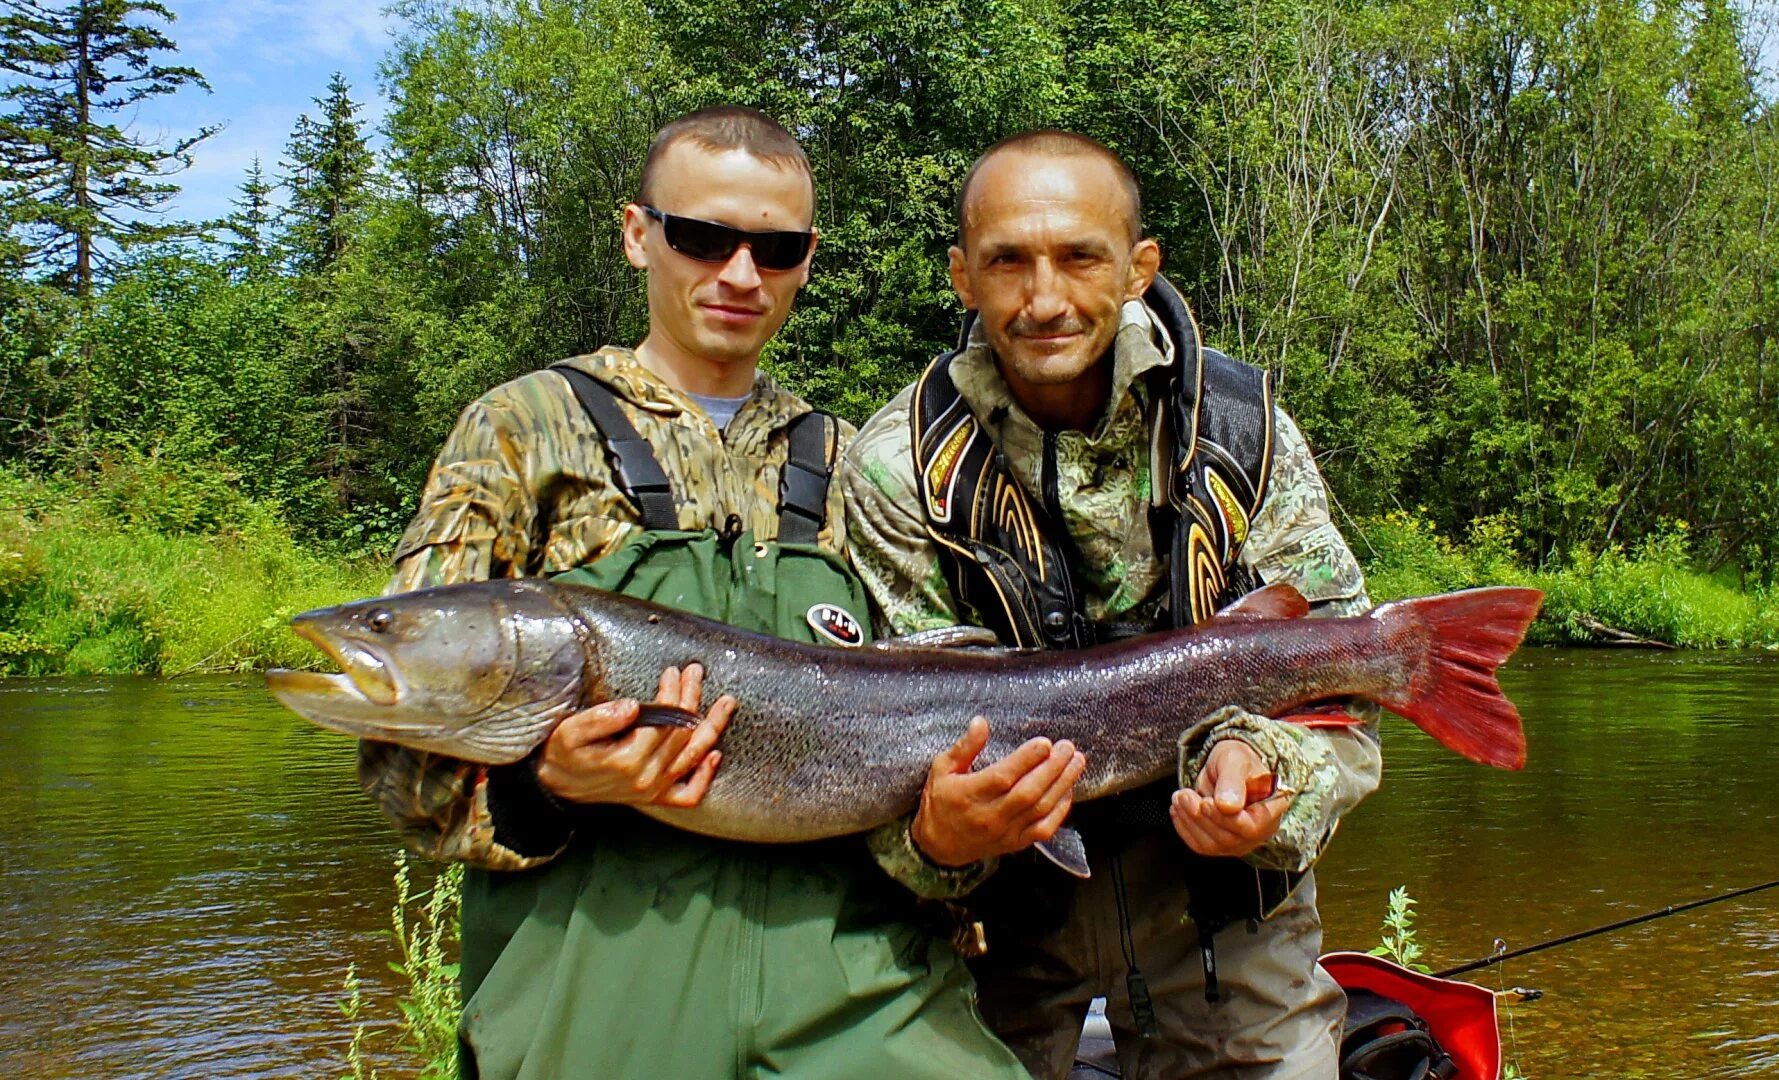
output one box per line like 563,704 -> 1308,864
1042,431 -> 1064,523
1039,432 -> 1085,647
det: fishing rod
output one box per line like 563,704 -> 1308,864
1436,875 -> 1779,979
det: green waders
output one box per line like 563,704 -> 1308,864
456,528 -> 1029,1080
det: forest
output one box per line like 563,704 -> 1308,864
2,0 -> 1777,672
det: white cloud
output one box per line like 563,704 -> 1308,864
173,0 -> 397,68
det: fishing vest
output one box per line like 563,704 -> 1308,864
909,275 -> 1274,648
910,279 -> 1304,991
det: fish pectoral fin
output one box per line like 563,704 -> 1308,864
1212,582 -> 1310,622
871,625 -> 1006,651
636,704 -> 701,730
1034,826 -> 1091,879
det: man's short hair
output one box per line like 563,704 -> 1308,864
637,106 -> 814,208
955,130 -> 1143,245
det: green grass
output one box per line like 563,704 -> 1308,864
1353,511 -> 1779,649
0,467 -> 386,676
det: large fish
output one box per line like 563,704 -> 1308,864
270,579 -> 1541,854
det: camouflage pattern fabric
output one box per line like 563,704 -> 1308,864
841,303 -> 1382,874
361,347 -> 852,871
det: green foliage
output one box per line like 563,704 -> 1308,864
1358,511 -> 1779,647
220,157 -> 278,274
0,468 -> 386,675
1368,885 -> 1432,973
1,0 -> 1777,621
341,853 -> 463,1080
388,855 -> 463,1078
282,74 -> 376,274
338,964 -> 377,1080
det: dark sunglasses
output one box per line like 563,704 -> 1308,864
641,206 -> 814,271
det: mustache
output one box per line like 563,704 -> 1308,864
1008,316 -> 1089,337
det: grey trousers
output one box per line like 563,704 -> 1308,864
969,829 -> 1344,1080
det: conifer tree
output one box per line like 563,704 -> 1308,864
0,0 -> 216,295
281,73 -> 373,273
222,156 -> 276,274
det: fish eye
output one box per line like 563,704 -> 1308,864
367,609 -> 393,633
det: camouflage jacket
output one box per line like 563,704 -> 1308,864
841,302 -> 1383,874
359,346 -> 860,871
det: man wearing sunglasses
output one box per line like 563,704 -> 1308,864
357,107 -> 1030,1080
843,131 -> 1380,1078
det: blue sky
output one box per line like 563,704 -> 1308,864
131,0 -> 401,225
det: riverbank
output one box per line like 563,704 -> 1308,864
1357,510 -> 1779,649
0,469 -> 385,676
2,476 -> 1773,677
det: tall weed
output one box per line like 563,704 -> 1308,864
341,854 -> 462,1080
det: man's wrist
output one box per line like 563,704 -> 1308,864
910,807 -> 975,868
484,756 -> 577,859
868,815 -> 998,900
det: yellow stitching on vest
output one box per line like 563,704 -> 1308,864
923,414 -> 976,524
992,474 -> 1046,580
1205,467 -> 1250,547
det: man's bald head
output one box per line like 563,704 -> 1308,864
955,130 -> 1143,247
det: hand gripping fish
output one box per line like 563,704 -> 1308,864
269,581 -> 1540,866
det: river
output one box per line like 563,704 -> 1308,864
1,649 -> 1775,1078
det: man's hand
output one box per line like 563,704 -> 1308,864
536,663 -> 736,808
1170,739 -> 1288,858
910,716 -> 1088,867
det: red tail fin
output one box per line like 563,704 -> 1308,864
1375,587 -> 1543,770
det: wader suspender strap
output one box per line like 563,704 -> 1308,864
551,364 -> 837,541
553,364 -> 680,532
778,410 -> 833,545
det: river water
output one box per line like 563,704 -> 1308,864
1,649 -> 1775,1078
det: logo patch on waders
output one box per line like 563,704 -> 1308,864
806,603 -> 864,647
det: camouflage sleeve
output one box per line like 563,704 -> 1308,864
839,389 -> 963,636
356,392 -> 567,872
1180,408 -> 1381,873
840,391 -> 1002,899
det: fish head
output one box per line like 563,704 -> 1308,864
267,581 -> 594,764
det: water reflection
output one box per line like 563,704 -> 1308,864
1,651 -> 1776,1078
1318,648 -> 1779,1079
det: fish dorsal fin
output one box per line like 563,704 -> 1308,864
1213,582 -> 1310,622
872,625 -> 1005,651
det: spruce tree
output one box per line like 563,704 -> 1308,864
281,73 -> 373,273
222,156 -> 276,274
0,0 -> 216,295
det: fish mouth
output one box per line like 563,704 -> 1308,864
283,621 -> 401,707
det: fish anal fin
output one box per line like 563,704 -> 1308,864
1214,582 -> 1310,622
873,625 -> 1004,651
1035,826 -> 1091,879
